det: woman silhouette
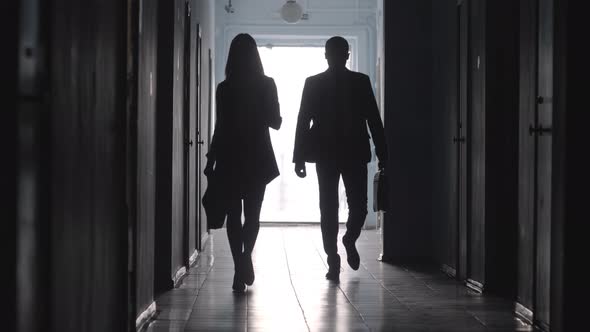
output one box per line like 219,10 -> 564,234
205,33 -> 281,292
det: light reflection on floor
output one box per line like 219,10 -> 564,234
146,226 -> 533,332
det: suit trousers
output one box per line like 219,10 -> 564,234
316,162 -> 368,269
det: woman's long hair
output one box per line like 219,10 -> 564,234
225,33 -> 264,79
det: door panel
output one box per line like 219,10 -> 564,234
195,26 -> 204,250
136,0 -> 158,320
154,0 -> 176,295
535,0 -> 553,327
204,48 -> 213,233
517,0 -> 537,314
467,0 -> 485,289
188,20 -> 199,256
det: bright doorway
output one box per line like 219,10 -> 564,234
258,46 -> 351,223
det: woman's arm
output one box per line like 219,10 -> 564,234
266,78 -> 282,130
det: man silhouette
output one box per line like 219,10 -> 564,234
293,36 -> 388,282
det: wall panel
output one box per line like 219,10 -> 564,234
136,0 -> 158,318
171,0 -> 188,283
382,0 -> 433,262
430,0 -> 459,274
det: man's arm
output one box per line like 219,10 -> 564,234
363,76 -> 388,168
293,77 -> 314,164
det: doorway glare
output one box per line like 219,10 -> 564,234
258,46 -> 350,223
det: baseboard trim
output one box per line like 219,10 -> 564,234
514,302 -> 533,324
466,278 -> 484,293
135,301 -> 156,331
377,253 -> 396,263
377,254 -> 433,265
441,264 -> 457,278
173,266 -> 187,288
189,249 -> 199,267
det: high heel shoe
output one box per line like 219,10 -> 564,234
232,273 -> 245,293
242,253 -> 255,286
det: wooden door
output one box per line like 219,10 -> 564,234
467,0 -> 485,292
517,0 -> 537,319
534,0 -> 553,328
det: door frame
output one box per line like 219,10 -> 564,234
182,0 -> 193,268
195,24 -> 204,250
456,0 -> 470,283
533,0 -> 554,329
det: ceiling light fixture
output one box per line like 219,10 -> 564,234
281,0 -> 303,24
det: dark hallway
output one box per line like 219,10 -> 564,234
7,0 -> 584,331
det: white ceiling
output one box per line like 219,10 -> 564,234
218,0 -> 378,25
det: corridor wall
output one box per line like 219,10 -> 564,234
136,0 -> 216,328
49,0 -> 128,331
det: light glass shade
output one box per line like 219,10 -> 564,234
281,0 -> 303,23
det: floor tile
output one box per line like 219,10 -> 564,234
146,225 -> 531,332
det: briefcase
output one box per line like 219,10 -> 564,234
202,173 -> 228,229
373,168 -> 389,212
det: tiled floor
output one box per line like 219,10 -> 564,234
146,225 -> 533,332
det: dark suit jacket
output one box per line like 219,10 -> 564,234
209,74 -> 281,189
293,67 -> 387,164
